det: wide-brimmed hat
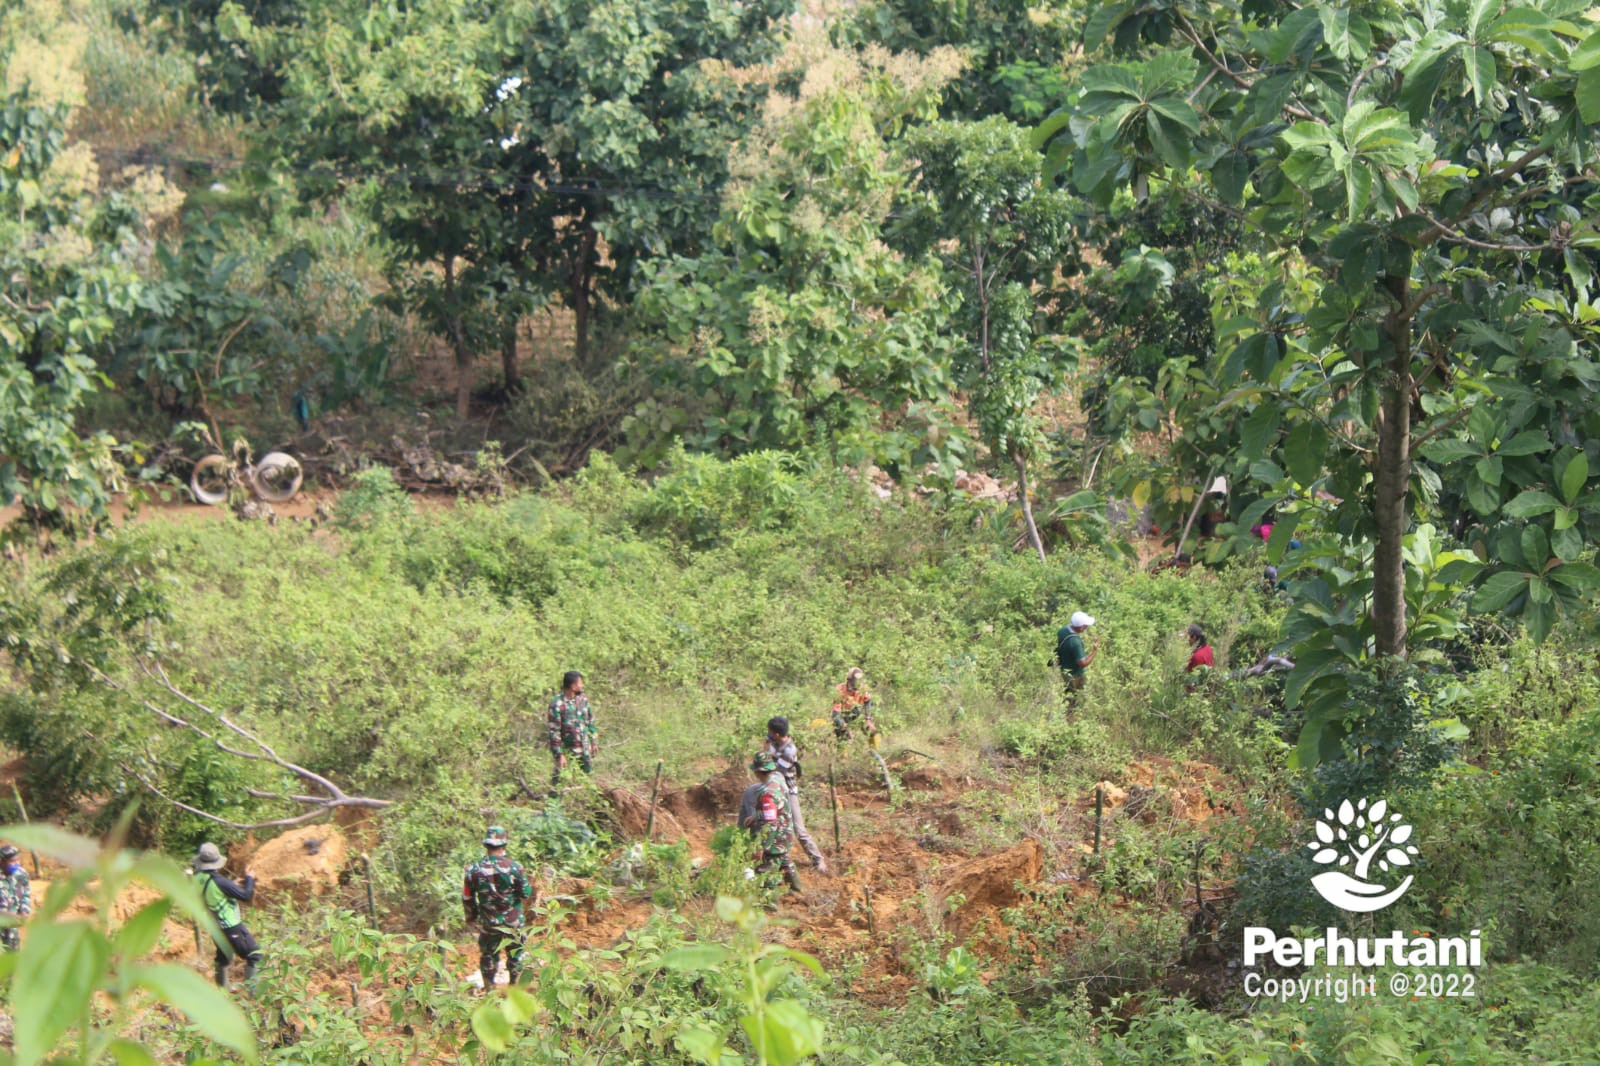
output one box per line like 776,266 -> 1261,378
482,825 -> 509,848
194,843 -> 225,871
1069,611 -> 1096,629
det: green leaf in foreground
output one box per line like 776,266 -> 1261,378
128,963 -> 258,1063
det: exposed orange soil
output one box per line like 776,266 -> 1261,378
0,747 -> 1250,1060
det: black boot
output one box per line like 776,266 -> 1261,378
214,963 -> 229,988
243,959 -> 258,988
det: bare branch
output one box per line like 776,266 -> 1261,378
75,656 -> 394,824
127,767 -> 350,830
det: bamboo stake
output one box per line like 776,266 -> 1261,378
644,760 -> 665,841
1172,463 -> 1220,563
1093,787 -> 1104,855
10,784 -> 39,877
362,852 -> 377,917
829,764 -> 841,855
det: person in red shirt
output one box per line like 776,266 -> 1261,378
1185,624 -> 1214,673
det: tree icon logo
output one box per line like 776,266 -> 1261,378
1307,797 -> 1418,912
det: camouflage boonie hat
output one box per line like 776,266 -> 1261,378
483,825 -> 509,847
750,752 -> 778,774
0,845 -> 17,861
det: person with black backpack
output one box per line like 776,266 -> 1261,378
193,842 -> 262,989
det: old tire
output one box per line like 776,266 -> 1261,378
190,455 -> 230,506
251,452 -> 303,502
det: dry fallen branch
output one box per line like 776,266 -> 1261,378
81,657 -> 394,829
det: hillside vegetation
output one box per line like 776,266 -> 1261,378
5,0 -> 1600,1060
3,457 -> 1600,1062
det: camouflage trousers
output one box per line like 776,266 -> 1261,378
550,748 -> 593,786
478,927 -> 526,986
752,827 -> 796,888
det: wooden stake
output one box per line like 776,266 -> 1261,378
10,784 -> 39,877
829,764 -> 841,855
1172,463 -> 1219,562
361,852 -> 377,917
1093,787 -> 1104,855
870,748 -> 893,794
644,760 -> 665,841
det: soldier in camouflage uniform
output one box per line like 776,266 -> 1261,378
547,671 -> 596,785
463,825 -> 533,990
739,753 -> 801,894
0,844 -> 27,951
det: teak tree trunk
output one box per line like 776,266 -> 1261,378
1371,272 -> 1415,660
444,255 -> 472,420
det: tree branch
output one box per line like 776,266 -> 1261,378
78,657 -> 394,825
1416,145 -> 1554,246
1412,208 -> 1557,253
1175,12 -> 1322,123
1408,406 -> 1473,455
128,768 -> 355,830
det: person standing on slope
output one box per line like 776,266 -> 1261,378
740,752 -> 801,894
830,668 -> 879,748
548,670 -> 596,785
764,716 -> 828,875
1054,611 -> 1099,692
0,844 -> 30,950
463,825 -> 534,991
193,842 -> 262,989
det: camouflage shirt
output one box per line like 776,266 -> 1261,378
463,854 -> 532,931
750,775 -> 792,842
0,864 -> 28,916
547,693 -> 596,756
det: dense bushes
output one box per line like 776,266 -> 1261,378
7,452 -> 1600,1063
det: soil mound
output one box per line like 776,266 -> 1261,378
661,764 -> 748,827
246,825 -> 349,901
605,787 -> 687,843
933,838 -> 1042,938
56,881 -> 195,962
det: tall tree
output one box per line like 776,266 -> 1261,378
0,0 -> 153,536
227,0 -> 531,418
898,117 -> 1076,560
235,0 -> 790,409
500,0 -> 792,360
1044,0 -> 1600,756
633,43 -> 966,468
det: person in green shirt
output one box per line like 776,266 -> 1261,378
1054,611 -> 1099,691
193,842 -> 262,989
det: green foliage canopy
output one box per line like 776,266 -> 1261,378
1044,0 -> 1600,757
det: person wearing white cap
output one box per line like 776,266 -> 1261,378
1054,611 -> 1099,691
